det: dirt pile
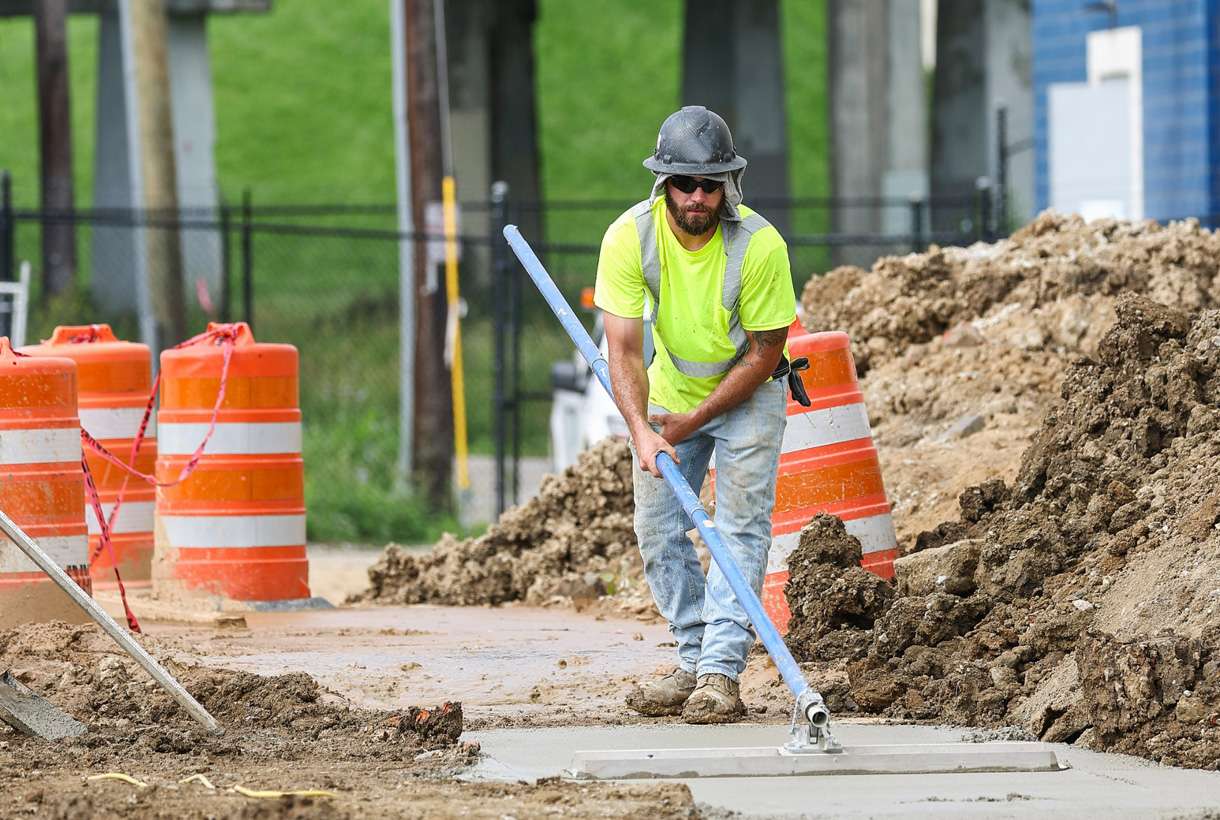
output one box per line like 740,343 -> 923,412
801,213 -> 1220,545
0,621 -> 469,767
801,212 -> 1220,374
784,515 -> 894,666
859,315 -> 1067,543
357,438 -> 645,608
786,295 -> 1220,768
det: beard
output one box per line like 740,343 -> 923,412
665,187 -> 719,237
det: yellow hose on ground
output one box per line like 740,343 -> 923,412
233,785 -> 338,799
86,773 -> 148,788
442,175 -> 470,492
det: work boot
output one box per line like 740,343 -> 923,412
625,667 -> 697,716
681,674 -> 746,724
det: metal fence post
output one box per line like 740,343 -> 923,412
219,197 -> 232,323
241,187 -> 253,327
995,105 -> 1009,237
908,196 -> 925,253
0,171 -> 12,339
974,177 -> 992,243
1,171 -> 12,284
490,180 -> 509,518
508,195 -> 522,505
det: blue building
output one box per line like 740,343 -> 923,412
1033,0 -> 1220,221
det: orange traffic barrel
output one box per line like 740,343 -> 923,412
0,337 -> 91,628
152,323 -> 310,602
764,327 -> 898,632
21,325 -> 157,589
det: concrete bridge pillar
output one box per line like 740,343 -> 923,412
681,0 -> 790,235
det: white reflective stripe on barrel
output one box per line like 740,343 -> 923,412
0,534 -> 88,573
0,427 -> 80,465
846,512 -> 898,555
85,501 -> 155,535
767,512 -> 898,574
158,514 -> 307,548
781,402 -> 873,454
157,422 -> 302,456
78,407 -> 156,441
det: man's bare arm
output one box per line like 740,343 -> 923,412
603,313 -> 649,437
650,327 -> 787,444
603,312 -> 678,476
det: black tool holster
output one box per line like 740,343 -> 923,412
771,354 -> 811,407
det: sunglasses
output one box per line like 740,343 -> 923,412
669,175 -> 724,195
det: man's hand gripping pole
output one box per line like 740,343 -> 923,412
502,225 -> 838,752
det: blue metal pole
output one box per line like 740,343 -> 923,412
503,225 -> 828,727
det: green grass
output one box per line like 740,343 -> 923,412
0,1 -> 829,542
209,4 -> 397,203
783,0 -> 833,275
534,0 -> 831,275
296,310 -> 465,544
534,0 -> 682,244
0,16 -> 97,207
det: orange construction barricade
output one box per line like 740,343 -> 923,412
21,325 -> 157,588
764,325 -> 898,632
152,323 -> 310,602
0,338 -> 91,628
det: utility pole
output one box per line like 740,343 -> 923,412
34,0 -> 77,297
404,0 -> 453,510
126,0 -> 186,345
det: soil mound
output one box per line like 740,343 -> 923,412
786,295 -> 1220,768
807,213 -> 1220,546
801,212 -> 1220,374
357,438 -> 642,607
0,622 -> 471,769
785,515 -> 894,663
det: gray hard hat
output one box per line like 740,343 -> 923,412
643,106 -> 748,175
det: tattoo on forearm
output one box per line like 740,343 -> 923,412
747,328 -> 787,360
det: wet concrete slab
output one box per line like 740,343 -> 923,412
467,723 -> 1220,818
136,605 -> 676,724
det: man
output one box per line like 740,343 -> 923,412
594,106 -> 797,723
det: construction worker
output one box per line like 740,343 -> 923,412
594,106 -> 797,723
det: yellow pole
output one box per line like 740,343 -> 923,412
441,175 -> 470,490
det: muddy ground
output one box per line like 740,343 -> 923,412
784,296 -> 1220,769
0,620 -> 707,818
